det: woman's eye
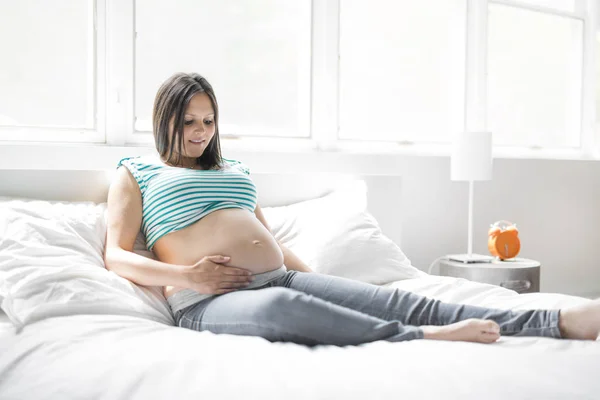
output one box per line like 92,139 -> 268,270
204,120 -> 213,126
184,120 -> 194,126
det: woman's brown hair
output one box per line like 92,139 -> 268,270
153,72 -> 222,169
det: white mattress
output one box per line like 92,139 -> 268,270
0,275 -> 598,400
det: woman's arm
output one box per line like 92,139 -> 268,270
105,167 -> 188,287
105,246 -> 188,287
254,204 -> 313,273
277,241 -> 313,273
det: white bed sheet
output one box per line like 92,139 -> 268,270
0,275 -> 598,400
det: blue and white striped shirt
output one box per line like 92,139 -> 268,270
116,155 -> 257,250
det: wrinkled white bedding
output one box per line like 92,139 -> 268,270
1,274 -> 598,400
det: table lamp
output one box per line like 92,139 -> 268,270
448,131 -> 494,263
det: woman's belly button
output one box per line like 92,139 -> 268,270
235,238 -> 283,270
158,210 -> 284,297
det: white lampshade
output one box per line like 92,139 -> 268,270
451,131 -> 493,182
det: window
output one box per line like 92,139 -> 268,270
0,0 -> 103,142
487,2 -> 583,148
0,0 -> 597,155
134,0 -> 311,138
338,0 -> 466,143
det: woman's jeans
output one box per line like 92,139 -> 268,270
173,270 -> 562,346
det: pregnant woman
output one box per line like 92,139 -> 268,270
104,72 -> 600,345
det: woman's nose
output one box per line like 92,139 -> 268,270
194,124 -> 205,134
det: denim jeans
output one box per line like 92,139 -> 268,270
173,270 -> 562,346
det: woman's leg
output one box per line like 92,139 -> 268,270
275,271 -> 563,339
175,281 -> 500,346
175,285 -> 428,346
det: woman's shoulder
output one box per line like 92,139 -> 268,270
117,156 -> 138,167
222,157 -> 250,175
117,154 -> 161,168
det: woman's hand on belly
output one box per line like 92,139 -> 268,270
156,209 -> 284,302
179,255 -> 255,295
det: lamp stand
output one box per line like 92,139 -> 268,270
468,179 -> 474,257
447,180 -> 494,264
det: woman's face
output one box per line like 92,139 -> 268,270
171,92 -> 216,160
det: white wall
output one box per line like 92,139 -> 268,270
0,145 -> 599,298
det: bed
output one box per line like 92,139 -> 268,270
0,168 -> 598,400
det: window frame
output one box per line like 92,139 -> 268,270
0,0 -> 106,144
336,0 -> 468,145
485,0 -> 593,153
0,0 -> 597,160
110,0 -> 313,145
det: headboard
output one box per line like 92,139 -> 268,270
0,170 -> 404,247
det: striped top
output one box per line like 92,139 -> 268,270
116,155 -> 257,251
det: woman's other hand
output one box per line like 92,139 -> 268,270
181,255 -> 254,294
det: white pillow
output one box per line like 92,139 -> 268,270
262,180 -> 424,284
0,198 -> 173,331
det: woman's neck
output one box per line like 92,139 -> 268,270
158,155 -> 200,169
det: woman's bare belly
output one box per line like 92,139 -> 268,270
152,208 -> 284,298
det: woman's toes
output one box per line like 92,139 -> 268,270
483,320 -> 500,334
467,319 -> 499,334
482,333 -> 500,343
465,319 -> 500,343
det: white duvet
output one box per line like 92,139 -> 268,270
1,274 -> 598,400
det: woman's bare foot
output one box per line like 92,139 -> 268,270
558,298 -> 600,340
421,319 -> 500,344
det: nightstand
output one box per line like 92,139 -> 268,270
438,257 -> 540,294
